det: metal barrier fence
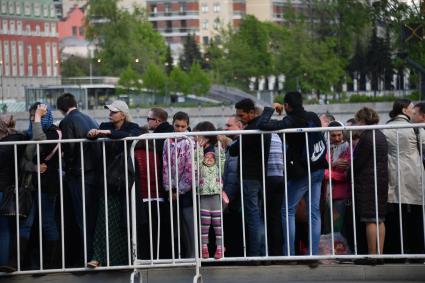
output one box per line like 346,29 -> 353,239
0,123 -> 424,283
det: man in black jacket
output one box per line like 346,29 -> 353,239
257,91 -> 327,258
57,93 -> 100,263
229,99 -> 271,256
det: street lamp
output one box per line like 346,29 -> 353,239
0,60 -> 3,105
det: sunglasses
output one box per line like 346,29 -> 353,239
147,117 -> 157,121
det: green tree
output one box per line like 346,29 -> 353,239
118,65 -> 142,92
86,1 -> 166,76
164,45 -> 174,75
179,33 -> 202,71
188,63 -> 211,96
142,63 -> 168,95
168,66 -> 190,95
60,56 -> 90,77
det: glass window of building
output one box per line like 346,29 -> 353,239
72,26 -> 77,36
201,3 -> 208,13
27,45 -> 33,77
50,4 -> 55,17
16,2 -> 20,14
202,19 -> 208,30
213,2 -> 220,13
34,3 -> 40,16
11,41 -> 17,76
150,4 -> 157,15
166,21 -> 172,32
24,2 -> 30,15
35,24 -> 40,35
26,24 -> 30,34
79,26 -> 84,36
180,2 -> 186,14
44,23 -> 49,34
43,4 -> 48,17
1,1 -> 6,14
164,2 -> 171,15
9,20 -> 14,34
51,23 -> 56,35
45,42 -> 51,76
4,41 -> 9,76
8,1 -> 14,14
17,21 -> 22,34
213,17 -> 220,29
203,36 -> 209,45
18,41 -> 24,77
2,20 -> 7,33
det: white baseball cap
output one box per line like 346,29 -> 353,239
104,100 -> 129,114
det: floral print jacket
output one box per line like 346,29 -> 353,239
196,145 -> 226,195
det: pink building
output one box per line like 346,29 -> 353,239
58,4 -> 85,40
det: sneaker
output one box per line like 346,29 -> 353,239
214,246 -> 223,259
202,245 -> 209,259
87,260 -> 100,268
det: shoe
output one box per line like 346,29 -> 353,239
308,260 -> 319,268
0,265 -> 16,273
202,245 -> 209,259
354,258 -> 376,265
214,246 -> 223,260
87,260 -> 100,268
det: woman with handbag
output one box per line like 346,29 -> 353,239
0,115 -> 27,272
19,103 -> 62,269
86,100 -> 141,268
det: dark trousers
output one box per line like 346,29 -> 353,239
66,172 -> 98,262
265,176 -> 284,256
139,201 -> 172,260
384,203 -> 425,255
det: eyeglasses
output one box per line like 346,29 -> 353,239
147,117 -> 157,121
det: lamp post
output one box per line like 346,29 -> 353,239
0,60 -> 3,105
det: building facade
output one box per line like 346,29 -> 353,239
0,0 -> 60,101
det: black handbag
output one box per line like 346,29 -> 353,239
0,172 -> 33,218
106,151 -> 135,193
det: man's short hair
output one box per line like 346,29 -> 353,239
415,102 -> 425,115
57,93 -> 77,113
173,111 -> 190,124
150,107 -> 168,122
235,98 -> 255,113
320,112 -> 335,122
284,91 -> 303,109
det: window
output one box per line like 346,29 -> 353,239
1,1 -> 6,13
18,41 -> 24,76
43,4 -> 48,17
44,23 -> 49,35
166,21 -> 172,32
9,20 -> 14,34
51,23 -> 56,35
24,2 -> 31,15
213,2 -> 220,13
25,24 -> 31,34
79,27 -> 84,36
34,3 -> 40,16
72,26 -> 77,36
213,17 -> 220,29
201,3 -> 208,13
150,4 -> 157,15
16,2 -> 20,15
2,20 -> 7,33
35,24 -> 40,35
36,45 -> 42,76
11,41 -> 17,77
17,21 -> 22,34
52,43 -> 58,77
179,2 -> 187,14
45,42 -> 51,76
202,19 -> 208,30
8,1 -> 14,14
4,41 -> 9,76
27,45 -> 33,77
50,4 -> 55,17
203,36 -> 209,45
164,3 -> 171,15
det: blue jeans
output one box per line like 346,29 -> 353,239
282,170 -> 324,256
242,180 -> 265,256
20,192 -> 59,241
0,192 -> 11,265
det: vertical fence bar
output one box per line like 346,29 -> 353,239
282,133 -> 290,257
166,139 -> 175,263
79,142 -> 88,265
260,134 -> 268,257
145,139 -> 154,263
174,138 -> 181,259
396,131 -> 404,254
36,144 -> 43,270
152,140 -> 161,260
124,141 -> 132,265
14,145 -> 21,271
218,139 -> 225,258
326,130 -> 335,256
101,141 -> 110,266
304,132 -> 313,256
239,135 -> 247,257
195,141 -> 201,259
58,143 -> 65,269
130,140 -> 138,266
372,130 -> 381,255
349,130 -> 358,255
420,128 -> 425,251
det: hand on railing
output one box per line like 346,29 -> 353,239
35,162 -> 48,174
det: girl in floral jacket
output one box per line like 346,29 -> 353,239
193,121 -> 226,259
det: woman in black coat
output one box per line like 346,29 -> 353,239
353,107 -> 388,257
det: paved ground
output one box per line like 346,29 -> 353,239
1,264 -> 424,283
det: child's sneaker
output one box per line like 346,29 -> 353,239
214,245 -> 223,259
202,244 -> 209,259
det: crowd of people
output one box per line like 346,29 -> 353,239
0,91 -> 424,272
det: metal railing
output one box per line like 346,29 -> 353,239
0,123 -> 424,282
